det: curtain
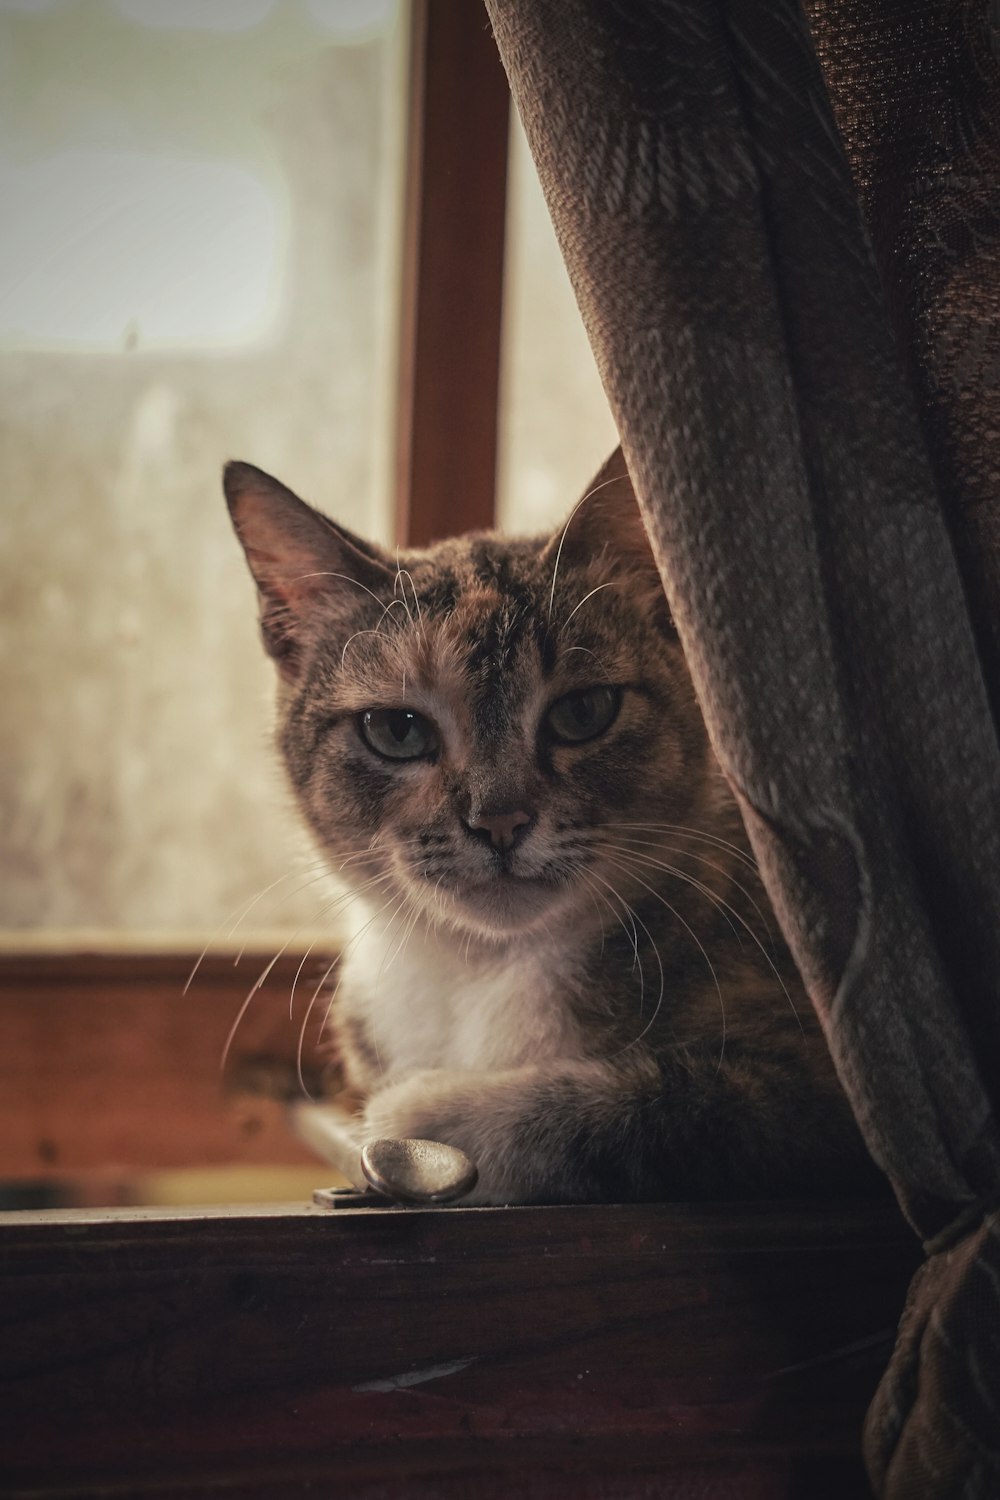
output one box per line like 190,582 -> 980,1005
483,1 -> 1000,1494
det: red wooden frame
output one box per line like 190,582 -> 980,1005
394,0 -> 510,546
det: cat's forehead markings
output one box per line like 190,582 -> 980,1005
399,621 -> 468,699
452,584 -> 502,620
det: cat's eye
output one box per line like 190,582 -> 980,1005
360,708 -> 438,762
545,686 -> 622,745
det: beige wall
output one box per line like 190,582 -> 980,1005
497,120 -> 619,537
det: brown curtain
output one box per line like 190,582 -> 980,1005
483,1 -> 1000,1493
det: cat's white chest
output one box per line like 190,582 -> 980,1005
340,905 -> 582,1078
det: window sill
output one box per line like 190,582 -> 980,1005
1,1196 -> 917,1498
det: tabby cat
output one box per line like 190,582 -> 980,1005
224,450 -> 876,1204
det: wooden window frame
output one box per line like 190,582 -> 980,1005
394,0 -> 510,546
0,952 -> 335,1192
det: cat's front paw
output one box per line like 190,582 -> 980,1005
361,1069 -> 448,1142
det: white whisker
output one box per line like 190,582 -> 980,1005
546,471 -> 628,624
604,832 -> 773,941
182,861 -> 329,994
576,868 -> 610,958
395,562 -> 425,642
232,866 -> 340,965
579,869 -> 641,999
299,888 -> 405,1093
559,581 -> 621,634
341,628 -> 380,667
558,644 -> 613,682
287,870 -> 394,1018
293,570 -> 387,609
601,842 -> 802,1035
219,866 -> 400,1077
601,852 -> 723,1056
587,867 -> 665,1053
596,840 -> 742,945
378,893 -> 419,981
604,821 -> 760,874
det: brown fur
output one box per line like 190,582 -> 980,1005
225,451 -> 880,1204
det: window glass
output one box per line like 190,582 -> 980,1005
1,0 -> 405,941
496,117 -> 619,537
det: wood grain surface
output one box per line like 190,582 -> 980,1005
0,952 -> 336,1181
394,0 -> 510,546
0,1197 -> 917,1497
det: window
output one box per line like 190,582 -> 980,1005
497,117 -> 618,535
1,0 -> 621,954
1,0 -> 406,943
0,0 -> 621,1209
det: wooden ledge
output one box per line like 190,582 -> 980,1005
0,1197 -> 917,1497
0,950 -> 337,1181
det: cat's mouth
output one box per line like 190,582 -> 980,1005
394,845 -> 578,935
434,866 -> 571,934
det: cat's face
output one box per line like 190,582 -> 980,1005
226,452 -> 715,944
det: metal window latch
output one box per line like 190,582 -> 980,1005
289,1102 -> 478,1208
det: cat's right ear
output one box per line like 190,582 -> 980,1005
223,461 -> 393,679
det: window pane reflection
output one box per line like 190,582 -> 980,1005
1,0 -> 405,940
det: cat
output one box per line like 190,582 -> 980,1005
224,449 -> 878,1205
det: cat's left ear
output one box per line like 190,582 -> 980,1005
543,447 -> 675,630
544,447 -> 659,577
224,461 -> 394,678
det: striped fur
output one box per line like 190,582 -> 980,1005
225,453 -> 879,1204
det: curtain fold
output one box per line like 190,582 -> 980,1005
484,1 -> 1000,1493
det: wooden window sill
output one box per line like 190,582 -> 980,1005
1,1196 -> 917,1498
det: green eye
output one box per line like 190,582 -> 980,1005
545,686 -> 622,745
360,708 -> 438,761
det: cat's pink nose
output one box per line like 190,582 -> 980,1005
465,808 -> 532,852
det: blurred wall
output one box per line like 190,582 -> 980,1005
0,1 -> 617,945
497,119 -> 619,537
1,0 -> 404,940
